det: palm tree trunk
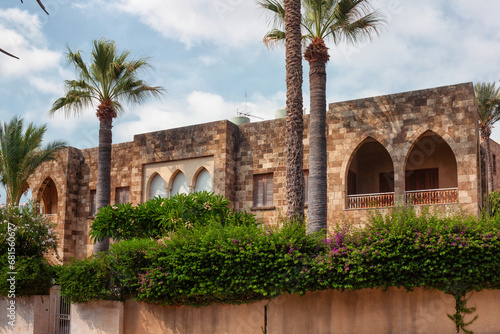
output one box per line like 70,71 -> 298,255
484,135 -> 495,193
93,117 -> 113,253
284,0 -> 305,221
305,40 -> 328,233
481,129 -> 493,215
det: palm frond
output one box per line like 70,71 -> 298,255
0,116 -> 66,204
475,82 -> 500,131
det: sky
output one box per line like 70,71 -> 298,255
1,0 -> 500,201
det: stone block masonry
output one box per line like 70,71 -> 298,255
27,83 -> 482,260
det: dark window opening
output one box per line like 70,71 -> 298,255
379,172 -> 395,193
90,190 -> 96,217
405,168 -> 439,191
115,187 -> 130,204
253,174 -> 273,207
347,170 -> 357,195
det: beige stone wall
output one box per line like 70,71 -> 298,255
0,296 -> 50,334
327,83 -> 480,224
236,83 -> 480,226
267,288 -> 500,334
123,300 -> 265,334
61,288 -> 500,334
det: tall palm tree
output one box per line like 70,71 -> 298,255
261,0 -> 384,232
284,0 -> 305,221
50,39 -> 164,253
264,0 -> 306,220
475,82 -> 500,200
1,0 -> 48,59
0,116 -> 66,205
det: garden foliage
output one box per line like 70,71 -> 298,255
0,201 -> 58,296
61,207 -> 500,306
89,192 -> 256,241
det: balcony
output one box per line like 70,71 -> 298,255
347,192 -> 395,210
405,188 -> 458,205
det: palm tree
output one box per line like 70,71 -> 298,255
475,82 -> 500,203
0,116 -> 66,205
264,0 -> 307,220
261,0 -> 384,232
1,0 -> 48,59
50,39 -> 164,253
284,0 -> 305,221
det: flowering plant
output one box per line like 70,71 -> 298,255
0,200 -> 58,259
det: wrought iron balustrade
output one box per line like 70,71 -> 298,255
347,192 -> 395,209
405,188 -> 458,205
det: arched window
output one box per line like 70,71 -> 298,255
194,168 -> 212,192
405,131 -> 458,204
346,138 -> 394,209
149,174 -> 167,199
170,171 -> 189,197
40,178 -> 58,215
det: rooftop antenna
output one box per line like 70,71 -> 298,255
235,90 -> 265,120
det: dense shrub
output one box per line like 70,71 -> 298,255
89,192 -> 256,241
57,238 -> 158,303
0,201 -> 58,296
0,201 -> 58,258
136,221 -> 323,306
60,206 -> 500,332
315,208 -> 500,294
489,190 -> 500,217
0,256 -> 55,296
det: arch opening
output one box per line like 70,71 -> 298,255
40,178 -> 58,215
194,168 -> 212,193
404,131 -> 458,205
170,171 -> 189,197
346,138 -> 395,209
149,173 -> 167,199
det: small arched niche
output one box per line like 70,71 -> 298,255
149,173 -> 167,199
170,170 -> 189,197
194,168 -> 212,193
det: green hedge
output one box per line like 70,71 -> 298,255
58,207 -> 500,333
89,192 -> 256,241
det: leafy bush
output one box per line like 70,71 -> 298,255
0,256 -> 55,296
489,190 -> 500,217
90,192 -> 256,241
0,201 -> 59,296
136,221 -> 323,306
0,201 -> 58,258
57,238 -> 158,303
60,206 -> 500,332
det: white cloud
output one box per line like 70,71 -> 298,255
113,90 -> 284,143
112,0 -> 268,47
324,0 -> 500,102
0,8 -> 62,78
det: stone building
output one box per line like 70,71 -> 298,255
26,82 -> 484,262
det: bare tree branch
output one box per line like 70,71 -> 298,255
1,1 -> 49,59
0,48 -> 20,59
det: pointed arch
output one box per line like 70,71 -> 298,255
193,167 -> 212,193
404,130 -> 458,204
345,136 -> 395,209
147,172 -> 167,199
169,170 -> 189,197
36,177 -> 59,215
